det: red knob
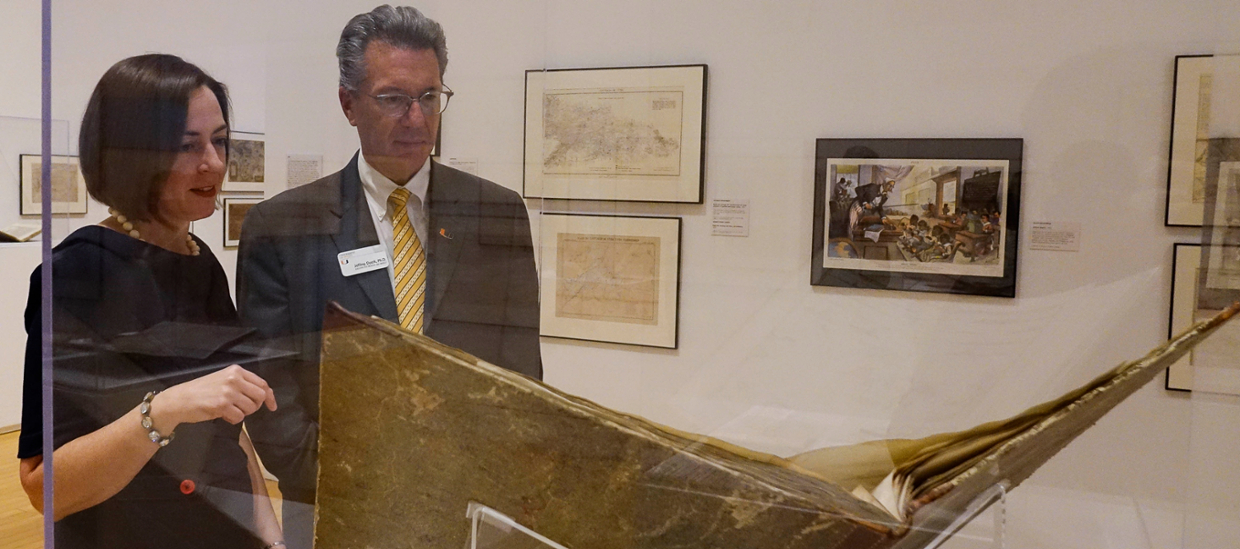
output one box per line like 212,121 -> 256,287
180,479 -> 196,494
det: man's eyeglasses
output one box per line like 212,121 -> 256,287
369,86 -> 454,117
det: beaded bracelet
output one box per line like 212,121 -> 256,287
139,391 -> 175,447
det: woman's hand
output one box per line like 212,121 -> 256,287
18,365 -> 276,520
150,365 -> 277,433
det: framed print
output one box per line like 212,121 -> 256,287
225,131 -> 265,193
1198,153 -> 1240,309
538,213 -> 681,348
20,154 -> 88,215
222,196 -> 261,248
1168,243 -> 1240,395
1165,54 -> 1240,227
811,138 -> 1023,297
524,64 -> 707,203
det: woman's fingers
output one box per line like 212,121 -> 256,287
232,365 -> 278,412
263,386 -> 277,412
167,366 -> 279,426
233,376 -> 269,411
234,365 -> 270,391
222,365 -> 276,414
220,404 -> 247,425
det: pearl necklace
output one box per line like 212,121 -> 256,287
108,208 -> 200,256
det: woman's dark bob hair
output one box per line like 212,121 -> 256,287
79,54 -> 230,222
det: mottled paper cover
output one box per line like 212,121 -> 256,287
314,302 -> 1238,549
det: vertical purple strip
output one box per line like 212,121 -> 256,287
40,0 -> 55,546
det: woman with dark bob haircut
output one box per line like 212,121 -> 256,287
17,54 -> 284,549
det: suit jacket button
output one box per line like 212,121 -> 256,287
180,479 -> 196,494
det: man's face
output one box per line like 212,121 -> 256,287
340,42 -> 441,183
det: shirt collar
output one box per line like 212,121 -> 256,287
358,152 -> 431,217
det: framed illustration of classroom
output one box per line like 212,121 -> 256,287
811,138 -> 1023,298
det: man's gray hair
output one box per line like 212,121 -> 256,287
337,5 -> 448,92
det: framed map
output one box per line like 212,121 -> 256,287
225,131 -> 265,193
811,138 -> 1023,297
1168,243 -> 1240,395
524,65 -> 707,203
20,154 -> 88,216
223,196 -> 261,248
1198,156 -> 1240,310
538,213 -> 681,348
1166,54 -> 1240,227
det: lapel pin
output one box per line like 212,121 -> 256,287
439,228 -> 453,239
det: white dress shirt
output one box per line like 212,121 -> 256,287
357,152 -> 431,290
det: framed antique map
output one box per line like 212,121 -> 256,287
538,213 -> 681,348
1166,54 -> 1240,227
20,154 -> 88,215
524,65 -> 707,203
225,131 -> 265,193
1198,156 -> 1240,310
811,138 -> 1023,297
1168,243 -> 1240,395
222,196 -> 261,248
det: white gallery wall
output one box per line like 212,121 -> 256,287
0,0 -> 44,430
0,0 -> 1237,547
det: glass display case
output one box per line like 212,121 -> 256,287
1,1 -> 1236,548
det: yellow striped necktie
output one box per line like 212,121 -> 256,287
388,187 -> 426,333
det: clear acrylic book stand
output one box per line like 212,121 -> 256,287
467,502 -> 572,549
465,483 -> 1008,549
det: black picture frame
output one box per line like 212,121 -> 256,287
1164,54 -> 1220,227
811,138 -> 1023,298
1167,243 -> 1199,392
1167,242 -> 1240,395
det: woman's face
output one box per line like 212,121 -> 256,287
157,85 -> 228,226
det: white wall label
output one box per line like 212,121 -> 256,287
445,157 -> 479,175
287,154 -> 323,188
1029,221 -> 1081,252
712,199 -> 750,237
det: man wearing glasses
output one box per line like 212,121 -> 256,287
236,6 -> 542,547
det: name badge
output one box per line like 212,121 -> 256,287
338,244 -> 389,277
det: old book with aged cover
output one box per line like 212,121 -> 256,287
0,222 -> 41,242
314,302 -> 1239,549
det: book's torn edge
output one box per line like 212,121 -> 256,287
903,301 -> 1240,522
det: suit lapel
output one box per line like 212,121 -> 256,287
330,154 -> 399,323
426,162 -> 467,322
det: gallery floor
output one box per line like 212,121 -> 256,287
0,430 -> 283,548
1,431 -> 41,549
